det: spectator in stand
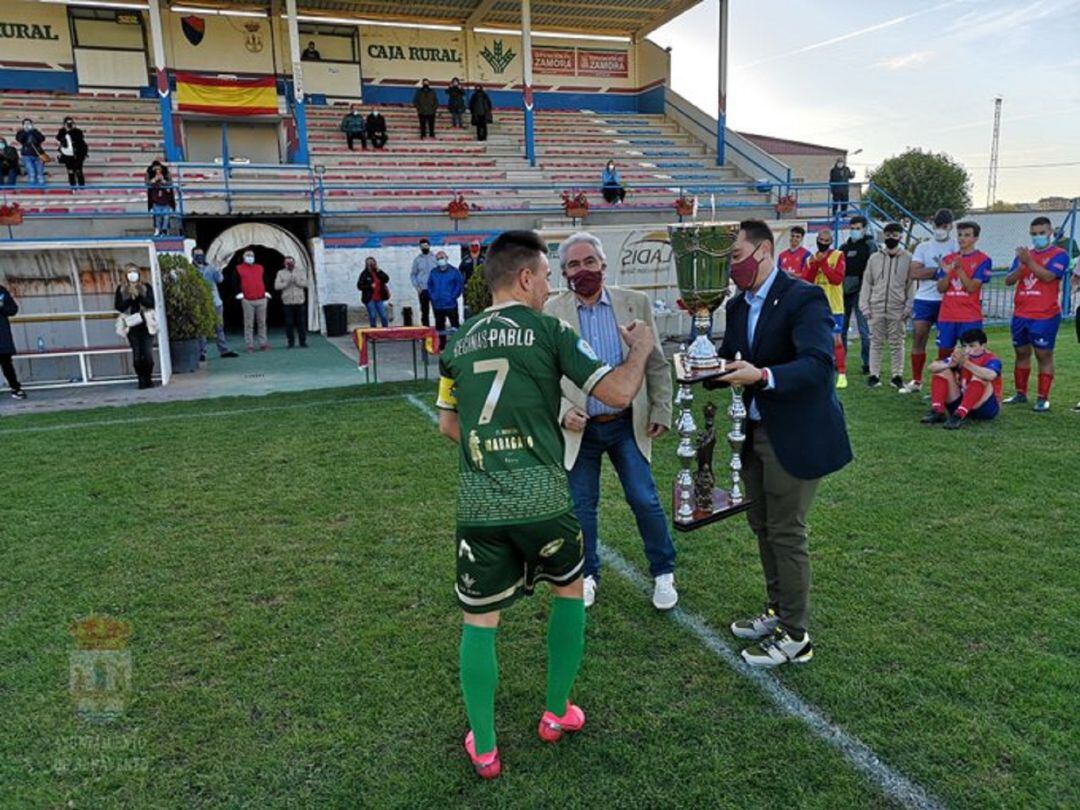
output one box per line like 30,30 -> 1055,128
776,225 -> 810,276
1002,216 -> 1070,412
340,105 -> 367,151
601,160 -> 626,205
469,84 -> 493,142
115,264 -> 156,389
458,239 -> 483,286
410,237 -> 437,327
301,41 -> 321,61
0,283 -> 26,399
829,156 -> 854,215
366,108 -> 388,149
797,227 -> 848,388
414,79 -> 438,139
0,137 -> 18,187
275,256 -> 309,349
235,249 -> 271,352
56,116 -> 88,188
1073,266 -> 1080,412
921,327 -> 1001,429
903,208 -> 957,394
15,118 -> 46,187
428,250 -> 464,350
840,215 -> 876,375
935,221 -> 992,353
357,256 -> 390,328
192,248 -> 238,362
859,222 -> 912,389
145,160 -> 175,237
448,77 -> 467,129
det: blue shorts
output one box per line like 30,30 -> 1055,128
831,313 -> 844,335
947,396 -> 999,421
1011,315 -> 1061,350
912,299 -> 941,325
937,320 -> 983,350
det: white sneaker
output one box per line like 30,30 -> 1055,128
899,380 -> 921,395
583,575 -> 597,609
652,573 -> 678,611
741,628 -> 813,667
730,607 -> 780,640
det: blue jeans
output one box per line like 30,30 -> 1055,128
365,300 -> 388,327
842,289 -> 870,369
22,155 -> 44,185
151,204 -> 173,233
198,304 -> 231,358
568,415 -> 676,582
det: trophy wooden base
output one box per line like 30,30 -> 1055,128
672,482 -> 752,532
674,352 -> 728,385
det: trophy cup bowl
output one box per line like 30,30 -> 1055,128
669,222 -> 739,383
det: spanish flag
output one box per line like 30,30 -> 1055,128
175,72 -> 278,116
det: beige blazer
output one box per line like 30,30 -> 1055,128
544,286 -> 672,469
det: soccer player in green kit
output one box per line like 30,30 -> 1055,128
436,230 -> 654,779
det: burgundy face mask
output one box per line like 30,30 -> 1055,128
567,269 -> 603,297
729,247 -> 761,290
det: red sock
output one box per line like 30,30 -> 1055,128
835,343 -> 846,374
937,348 -> 951,360
930,375 -> 949,413
955,379 -> 988,418
1014,365 -> 1030,395
911,352 -> 926,382
1037,373 -> 1053,399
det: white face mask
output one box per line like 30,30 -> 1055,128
127,271 -> 140,283
933,228 -> 949,241
243,255 -> 254,264
23,123 -> 32,131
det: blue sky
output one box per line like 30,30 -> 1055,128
649,0 -> 1080,204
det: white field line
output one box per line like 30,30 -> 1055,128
0,393 -> 411,436
405,394 -> 945,810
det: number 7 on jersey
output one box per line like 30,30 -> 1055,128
473,358 -> 509,425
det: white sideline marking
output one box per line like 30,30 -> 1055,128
404,394 -> 945,810
0,393 -> 410,435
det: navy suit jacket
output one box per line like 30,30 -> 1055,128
706,270 -> 853,480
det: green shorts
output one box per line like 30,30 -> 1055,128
455,512 -> 584,614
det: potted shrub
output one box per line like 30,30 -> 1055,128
562,190 -> 589,220
158,253 -> 218,373
464,264 -> 491,315
0,202 -> 23,226
447,193 -> 470,220
775,194 -> 797,216
674,194 -> 695,218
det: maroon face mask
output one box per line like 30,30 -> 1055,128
567,269 -> 603,297
729,247 -> 761,290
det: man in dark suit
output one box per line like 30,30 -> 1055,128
705,219 -> 852,667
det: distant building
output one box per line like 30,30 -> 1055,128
1036,196 -> 1073,211
738,132 -> 856,214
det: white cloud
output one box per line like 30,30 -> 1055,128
875,50 -> 936,70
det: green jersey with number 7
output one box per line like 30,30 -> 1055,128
437,301 -> 611,526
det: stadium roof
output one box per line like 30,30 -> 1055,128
187,0 -> 705,38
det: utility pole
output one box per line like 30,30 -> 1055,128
986,96 -> 1002,209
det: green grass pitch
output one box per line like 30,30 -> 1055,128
1,326 -> 1077,808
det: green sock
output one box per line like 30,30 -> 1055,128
545,596 -> 586,716
459,624 -> 498,755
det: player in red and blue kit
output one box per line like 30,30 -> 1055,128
777,225 -> 811,276
921,327 -> 1002,430
1002,216 -> 1069,412
935,221 -> 992,353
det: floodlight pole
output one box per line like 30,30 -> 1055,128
285,0 -> 310,165
716,0 -> 728,167
522,0 -> 536,166
147,0 -> 180,162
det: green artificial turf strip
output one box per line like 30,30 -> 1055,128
1,327 -> 1077,808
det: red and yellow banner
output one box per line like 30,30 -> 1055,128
175,71 -> 277,116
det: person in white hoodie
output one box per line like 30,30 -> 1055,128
860,222 -> 912,389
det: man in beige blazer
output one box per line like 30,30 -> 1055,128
544,232 -> 677,610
